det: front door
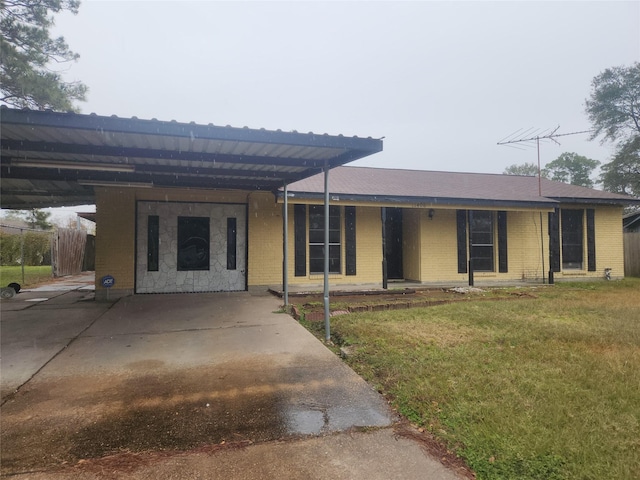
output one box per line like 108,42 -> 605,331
384,207 -> 403,280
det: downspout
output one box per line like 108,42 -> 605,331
283,182 -> 289,306
323,162 -> 331,342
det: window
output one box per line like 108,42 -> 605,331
309,205 -> 341,274
561,209 -> 583,269
469,210 -> 494,272
147,215 -> 159,272
227,218 -> 237,270
177,217 -> 210,271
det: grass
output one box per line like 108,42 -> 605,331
0,265 -> 52,288
307,279 -> 640,480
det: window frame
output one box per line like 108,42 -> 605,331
561,209 -> 584,270
308,205 -> 342,274
469,210 -> 495,272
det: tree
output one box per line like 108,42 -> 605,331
585,63 -> 640,144
542,152 -> 600,188
600,136 -> 640,197
585,63 -> 640,198
503,162 -> 543,176
25,209 -> 53,230
0,0 -> 87,111
1,208 -> 53,230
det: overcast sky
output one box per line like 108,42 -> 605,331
51,0 -> 639,176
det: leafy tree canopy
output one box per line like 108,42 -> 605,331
0,0 -> 87,111
503,162 -> 543,177
585,62 -> 640,144
542,152 -> 600,188
600,136 -> 640,197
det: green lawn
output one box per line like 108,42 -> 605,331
0,265 -> 52,288
310,280 -> 640,480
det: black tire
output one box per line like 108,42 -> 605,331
7,282 -> 20,293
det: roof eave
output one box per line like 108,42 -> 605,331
549,196 -> 640,206
279,192 -> 559,209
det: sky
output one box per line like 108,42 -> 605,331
16,1 -> 640,221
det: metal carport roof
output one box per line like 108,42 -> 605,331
0,107 -> 383,209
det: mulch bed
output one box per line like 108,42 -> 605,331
285,288 -> 537,322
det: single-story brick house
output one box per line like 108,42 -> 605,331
1,108 -> 638,300
279,166 -> 638,289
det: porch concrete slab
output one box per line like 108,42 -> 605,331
1,289 -> 464,479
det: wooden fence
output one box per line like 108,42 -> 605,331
624,232 -> 640,277
52,228 -> 87,277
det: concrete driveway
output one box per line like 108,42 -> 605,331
1,282 -> 464,479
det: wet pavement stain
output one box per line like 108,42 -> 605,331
1,356 -> 392,475
69,394 -> 286,459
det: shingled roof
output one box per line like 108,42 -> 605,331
285,166 -> 639,208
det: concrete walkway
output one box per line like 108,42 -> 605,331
1,280 -> 466,479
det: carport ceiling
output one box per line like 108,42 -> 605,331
0,107 -> 383,209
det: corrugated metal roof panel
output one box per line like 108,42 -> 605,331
1,108 -> 382,208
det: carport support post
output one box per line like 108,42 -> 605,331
282,182 -> 289,306
323,162 -> 331,342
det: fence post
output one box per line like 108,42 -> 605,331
20,228 -> 25,285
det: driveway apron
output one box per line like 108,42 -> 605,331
1,291 -> 397,475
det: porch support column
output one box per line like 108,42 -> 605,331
323,161 -> 331,342
282,182 -> 289,306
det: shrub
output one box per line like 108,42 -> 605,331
0,231 -> 52,266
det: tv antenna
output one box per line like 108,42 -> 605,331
497,126 -> 592,285
497,126 -> 592,195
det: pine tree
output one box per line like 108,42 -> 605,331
1,0 -> 87,111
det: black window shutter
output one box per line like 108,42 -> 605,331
294,205 -> 306,277
497,211 -> 508,273
147,215 -> 159,272
587,209 -> 596,272
227,218 -> 237,270
456,210 -> 467,273
345,206 -> 357,276
548,208 -> 561,272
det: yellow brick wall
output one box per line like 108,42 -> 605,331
95,186 -> 627,298
554,204 -> 624,281
353,206 -> 383,283
413,206 -> 624,283
418,208 -> 550,283
419,209 -> 468,282
504,211 -> 548,281
95,187 -> 136,297
273,204 -> 383,288
593,205 -> 625,279
247,192 -> 283,286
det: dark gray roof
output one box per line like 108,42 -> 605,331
0,107 -> 383,209
285,166 -> 640,208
